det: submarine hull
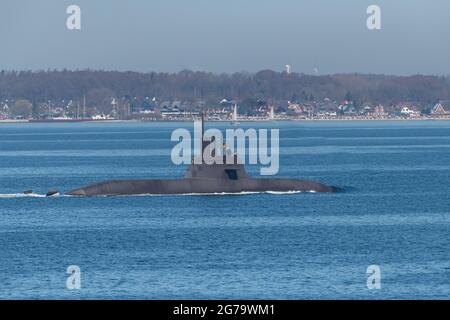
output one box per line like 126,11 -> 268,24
65,121 -> 337,197
66,178 -> 336,196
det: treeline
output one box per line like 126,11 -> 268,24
0,70 -> 449,108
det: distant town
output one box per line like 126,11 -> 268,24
1,97 -> 449,122
1,70 -> 449,122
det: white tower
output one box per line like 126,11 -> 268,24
269,106 -> 275,120
285,65 -> 292,74
232,104 -> 238,121
83,95 -> 86,119
111,98 -> 118,119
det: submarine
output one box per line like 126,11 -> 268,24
66,115 -> 336,196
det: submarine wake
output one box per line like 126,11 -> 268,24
0,189 -> 341,199
0,193 -> 48,198
72,190 -> 320,198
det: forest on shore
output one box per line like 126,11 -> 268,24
1,70 -> 449,111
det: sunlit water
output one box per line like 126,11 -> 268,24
0,121 -> 449,299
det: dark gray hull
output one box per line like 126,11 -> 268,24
66,177 -> 336,196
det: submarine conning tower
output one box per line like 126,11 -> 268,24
185,111 -> 250,181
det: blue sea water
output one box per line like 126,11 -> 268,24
0,120 -> 449,300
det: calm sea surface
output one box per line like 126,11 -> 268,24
0,121 -> 449,299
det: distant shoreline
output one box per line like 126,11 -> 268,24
1,117 -> 449,124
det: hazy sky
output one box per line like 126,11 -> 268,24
0,0 -> 449,75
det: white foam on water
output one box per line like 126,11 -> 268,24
265,190 -> 304,195
125,190 -> 308,197
0,190 -> 315,199
0,193 -> 47,198
128,191 -> 259,197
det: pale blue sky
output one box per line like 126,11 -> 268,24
0,0 -> 449,74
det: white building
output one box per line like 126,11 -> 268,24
400,106 -> 420,117
431,103 -> 448,115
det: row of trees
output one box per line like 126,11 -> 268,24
1,70 -> 449,111
3,99 -> 33,118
